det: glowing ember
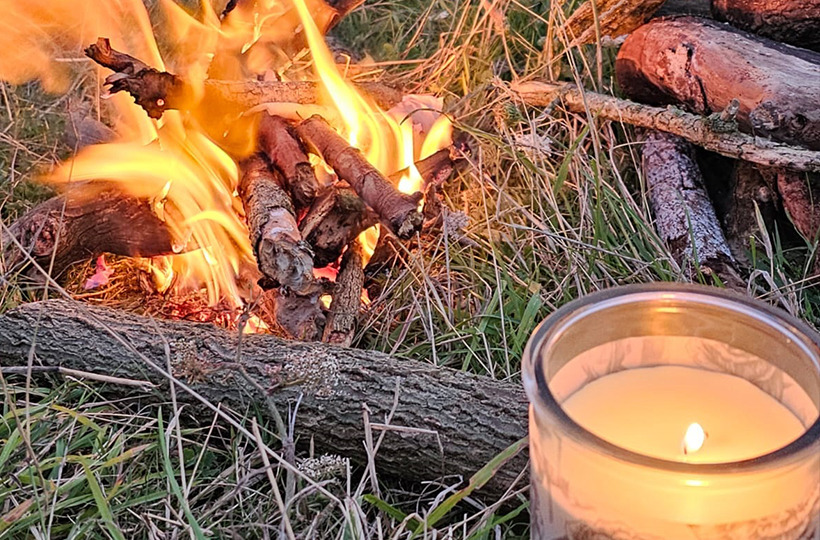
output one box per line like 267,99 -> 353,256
0,0 -> 452,327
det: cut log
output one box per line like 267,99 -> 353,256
296,116 -> 423,239
641,130 -> 742,286
85,38 -> 402,119
258,114 -> 319,210
616,17 -> 820,150
238,155 -> 315,294
0,300 -> 528,497
300,184 -> 375,268
322,241 -> 364,347
510,80 -> 820,172
2,188 -> 174,278
265,282 -> 327,341
711,0 -> 820,52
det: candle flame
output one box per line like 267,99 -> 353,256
682,423 -> 706,455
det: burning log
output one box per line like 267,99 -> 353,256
238,155 -> 315,294
641,130 -> 741,286
0,300 -> 528,497
711,0 -> 820,52
615,17 -> 820,150
322,241 -> 364,347
296,115 -> 423,239
509,81 -> 820,172
84,38 -> 402,119
2,188 -> 174,279
300,184 -> 375,267
258,114 -> 319,210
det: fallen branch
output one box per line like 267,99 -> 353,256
641,130 -> 741,286
296,115 -> 423,239
2,188 -> 174,278
322,241 -> 364,347
238,155 -> 315,294
563,0 -> 666,45
510,80 -> 820,172
616,17 -> 820,150
0,300 -> 528,497
258,114 -> 319,210
85,38 -> 402,119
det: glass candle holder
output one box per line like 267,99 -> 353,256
523,284 -> 820,540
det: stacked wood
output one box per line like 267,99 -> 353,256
616,18 -> 820,150
711,0 -> 820,52
323,241 -> 365,346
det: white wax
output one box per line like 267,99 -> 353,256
561,365 -> 807,463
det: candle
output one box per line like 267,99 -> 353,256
524,285 -> 820,540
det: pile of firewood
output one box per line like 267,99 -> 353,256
2,34 -> 462,345
516,0 -> 820,284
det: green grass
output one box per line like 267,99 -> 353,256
1,0 -> 819,538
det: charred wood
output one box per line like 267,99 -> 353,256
616,17 -> 820,150
322,241 -> 364,347
85,38 -> 402,119
265,282 -> 327,341
711,0 -> 820,52
510,80 -> 820,172
0,299 -> 528,498
300,184 -> 375,268
258,114 -> 319,210
296,115 -> 423,239
2,188 -> 174,279
238,155 -> 314,294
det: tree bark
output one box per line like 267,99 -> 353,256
2,188 -> 174,278
563,0 -> 666,45
238,155 -> 315,294
641,130 -> 741,286
616,17 -> 820,150
258,115 -> 319,211
711,0 -> 820,52
322,241 -> 364,347
510,80 -> 820,172
0,300 -> 529,498
296,116 -> 423,239
775,171 -> 820,244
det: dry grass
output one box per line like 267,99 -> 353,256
1,0 -> 819,538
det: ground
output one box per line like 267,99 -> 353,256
1,0 -> 818,538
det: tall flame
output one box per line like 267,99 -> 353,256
0,0 -> 452,309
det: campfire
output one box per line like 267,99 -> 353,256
1,0 -> 462,344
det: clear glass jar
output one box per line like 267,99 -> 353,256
523,284 -> 820,540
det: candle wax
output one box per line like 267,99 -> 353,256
561,365 -> 806,463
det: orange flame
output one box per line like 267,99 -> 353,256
1,0 -> 452,312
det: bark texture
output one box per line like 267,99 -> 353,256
775,171 -> 820,243
0,300 -> 529,497
238,155 -> 314,294
564,0 -> 666,45
641,130 -> 740,284
296,116 -> 423,239
616,17 -> 820,150
258,114 -> 319,210
510,80 -> 820,172
2,189 -> 173,278
711,0 -> 820,52
322,241 -> 364,347
720,160 -> 778,261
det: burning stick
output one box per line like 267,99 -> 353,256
295,115 -> 424,239
258,114 -> 319,210
2,188 -> 174,279
238,155 -> 314,293
300,184 -> 375,267
322,241 -> 364,347
84,38 -> 402,119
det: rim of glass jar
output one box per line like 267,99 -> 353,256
524,282 -> 820,474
